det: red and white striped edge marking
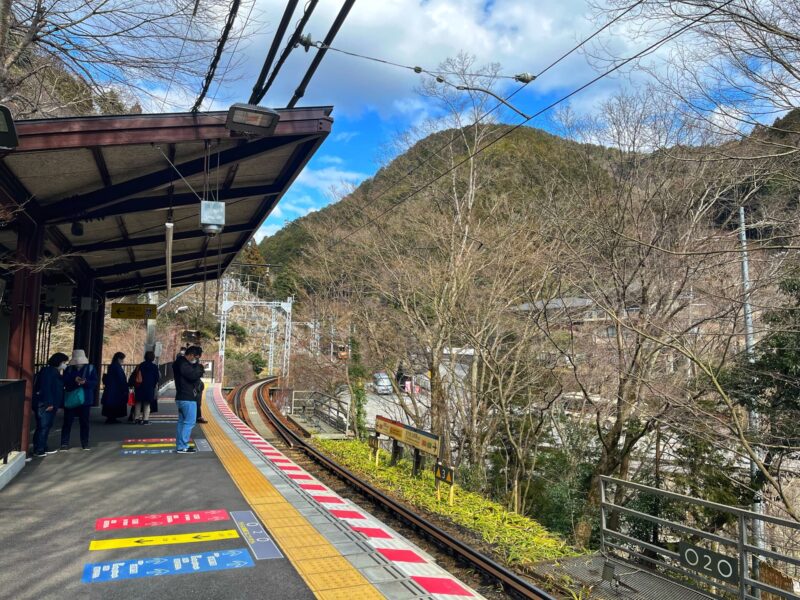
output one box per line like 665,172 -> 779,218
211,386 -> 482,599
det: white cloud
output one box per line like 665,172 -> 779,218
254,223 -> 280,243
246,0 -> 637,120
295,165 -> 369,196
332,131 -> 360,142
318,155 -> 345,165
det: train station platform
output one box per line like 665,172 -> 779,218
0,384 -> 485,600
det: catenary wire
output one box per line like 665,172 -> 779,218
192,0 -> 243,112
208,0 -> 258,107
317,0 -> 649,232
251,0 -> 319,104
327,0 -> 737,249
160,0 -> 201,112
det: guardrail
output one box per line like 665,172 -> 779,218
600,475 -> 800,600
290,390 -> 350,435
0,380 -> 25,463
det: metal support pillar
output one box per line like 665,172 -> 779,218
7,226 -> 44,455
89,296 -> 105,405
145,290 -> 157,354
73,279 -> 95,351
739,207 -> 763,592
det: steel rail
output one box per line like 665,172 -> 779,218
228,378 -> 557,600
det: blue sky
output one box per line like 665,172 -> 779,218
162,1 -> 644,242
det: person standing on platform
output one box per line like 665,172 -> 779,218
60,349 -> 98,451
100,352 -> 128,424
32,352 -> 68,457
174,345 -> 204,454
132,351 -> 159,424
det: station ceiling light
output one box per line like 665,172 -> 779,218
225,103 -> 280,136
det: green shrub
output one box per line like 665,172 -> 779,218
314,438 -> 579,565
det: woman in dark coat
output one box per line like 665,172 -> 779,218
132,351 -> 159,424
32,352 -> 68,457
101,352 -> 128,423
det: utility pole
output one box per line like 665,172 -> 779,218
739,206 -> 764,587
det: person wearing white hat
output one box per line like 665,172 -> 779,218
60,349 -> 98,450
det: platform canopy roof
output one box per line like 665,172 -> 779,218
0,107 -> 332,298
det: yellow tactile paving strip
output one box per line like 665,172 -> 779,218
201,408 -> 385,599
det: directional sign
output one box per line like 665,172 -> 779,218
375,415 -> 440,456
111,303 -> 157,320
231,511 -> 283,560
81,549 -> 254,583
96,510 -> 230,531
89,529 -> 239,550
434,463 -> 454,485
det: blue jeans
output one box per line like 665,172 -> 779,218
61,404 -> 91,448
176,400 -> 197,451
33,407 -> 56,454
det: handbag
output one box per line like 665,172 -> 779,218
64,387 -> 84,409
128,391 -> 135,406
134,367 -> 143,387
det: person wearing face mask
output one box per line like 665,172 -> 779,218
60,349 -> 99,451
31,352 -> 69,457
173,345 -> 205,453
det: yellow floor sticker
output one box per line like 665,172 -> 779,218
89,529 -> 239,550
122,443 -> 194,448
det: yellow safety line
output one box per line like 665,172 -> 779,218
89,529 -> 239,550
201,402 -> 384,599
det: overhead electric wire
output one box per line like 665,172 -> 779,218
251,0 -> 319,104
160,0 -> 201,112
319,0 -> 648,238
208,0 -> 259,107
327,0 -> 736,250
248,0 -> 300,104
286,0 -> 356,108
192,0 -> 243,112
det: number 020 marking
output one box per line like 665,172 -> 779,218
678,541 -> 738,584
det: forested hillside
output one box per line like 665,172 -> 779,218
257,94 -> 800,548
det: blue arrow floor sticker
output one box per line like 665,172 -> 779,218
81,548 -> 254,583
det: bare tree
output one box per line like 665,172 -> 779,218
0,0 -> 232,117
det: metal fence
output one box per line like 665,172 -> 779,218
600,475 -> 800,600
291,390 -> 350,435
0,380 -> 25,463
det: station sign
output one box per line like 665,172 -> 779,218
375,415 -> 440,457
111,302 -> 157,320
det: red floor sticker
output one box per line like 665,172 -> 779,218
311,495 -> 344,504
123,438 -> 177,443
351,526 -> 392,539
328,509 -> 365,519
411,576 -> 472,596
377,548 -> 426,563
95,509 -> 230,530
287,473 -> 313,480
278,465 -> 302,471
300,484 -> 327,491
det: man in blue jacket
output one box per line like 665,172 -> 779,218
32,352 -> 68,457
173,346 -> 205,454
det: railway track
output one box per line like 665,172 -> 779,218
231,378 -> 559,600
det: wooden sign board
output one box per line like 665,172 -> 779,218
375,415 -> 440,457
111,303 -> 157,320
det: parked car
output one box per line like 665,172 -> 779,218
373,372 -> 392,395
